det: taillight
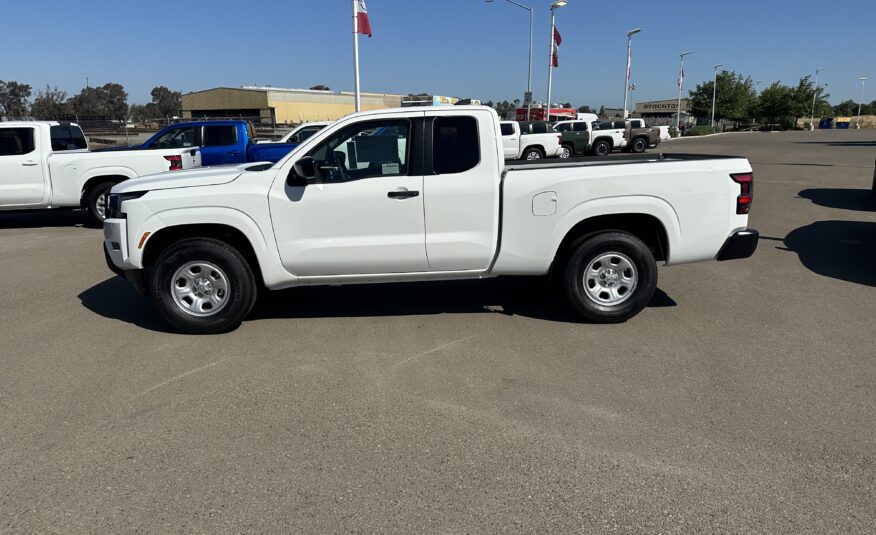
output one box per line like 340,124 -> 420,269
164,155 -> 183,171
731,172 -> 753,214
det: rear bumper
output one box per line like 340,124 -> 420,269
716,229 -> 759,261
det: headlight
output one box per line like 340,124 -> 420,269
106,191 -> 147,219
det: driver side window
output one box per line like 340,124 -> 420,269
308,119 -> 410,183
151,126 -> 197,148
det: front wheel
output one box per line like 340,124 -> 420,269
84,181 -> 117,227
558,146 -> 572,159
150,238 -> 258,334
563,231 -> 657,323
522,147 -> 544,160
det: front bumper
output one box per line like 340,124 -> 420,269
104,244 -> 147,294
716,229 -> 759,261
103,218 -> 147,294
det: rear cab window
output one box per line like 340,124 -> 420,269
49,125 -> 88,151
203,125 -> 238,147
573,122 -> 588,132
433,116 -> 479,175
500,123 -> 515,136
0,127 -> 36,156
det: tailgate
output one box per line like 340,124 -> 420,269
180,148 -> 202,168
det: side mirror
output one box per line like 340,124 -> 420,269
288,156 -> 315,187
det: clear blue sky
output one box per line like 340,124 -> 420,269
3,0 -> 873,108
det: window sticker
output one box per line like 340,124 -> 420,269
382,162 -> 400,175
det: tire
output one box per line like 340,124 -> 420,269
562,231 -> 657,323
558,145 -> 573,159
523,147 -> 544,160
631,137 -> 648,153
592,140 -> 611,157
149,238 -> 258,334
83,181 -> 117,227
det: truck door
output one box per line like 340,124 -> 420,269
0,126 -> 45,206
269,114 -> 428,276
500,122 -> 519,159
201,124 -> 243,165
422,110 -> 500,272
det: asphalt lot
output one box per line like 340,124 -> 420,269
1,129 -> 874,534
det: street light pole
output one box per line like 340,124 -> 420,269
676,51 -> 692,135
857,76 -> 868,129
545,1 -> 567,122
486,0 -> 534,120
809,67 -> 823,131
622,28 -> 641,119
711,63 -> 723,129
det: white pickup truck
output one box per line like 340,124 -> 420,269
0,122 -> 201,225
500,121 -> 566,160
254,121 -> 330,144
103,106 -> 758,334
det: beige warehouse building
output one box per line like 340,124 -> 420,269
181,86 -> 404,125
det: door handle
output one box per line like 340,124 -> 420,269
22,161 -> 38,167
387,190 -> 419,199
229,150 -> 241,155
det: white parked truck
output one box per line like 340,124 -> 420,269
0,122 -> 201,225
500,121 -> 566,160
254,121 -> 330,144
103,106 -> 758,334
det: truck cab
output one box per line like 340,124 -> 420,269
141,121 -> 253,166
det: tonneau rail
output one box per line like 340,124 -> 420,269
505,152 -> 746,172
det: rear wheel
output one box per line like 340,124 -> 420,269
523,147 -> 544,160
592,140 -> 611,157
562,231 -> 657,323
83,181 -> 117,227
631,137 -> 648,153
150,238 -> 258,334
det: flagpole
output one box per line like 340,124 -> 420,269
353,0 -> 361,112
546,7 -> 555,122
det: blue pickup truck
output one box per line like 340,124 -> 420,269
99,120 -> 306,166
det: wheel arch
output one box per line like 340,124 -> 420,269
551,210 -> 675,279
133,207 -> 292,289
141,223 -> 266,289
80,173 -> 134,206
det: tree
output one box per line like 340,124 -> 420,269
832,99 -> 871,117
309,85 -> 331,91
66,83 -> 128,120
578,105 -> 593,114
30,86 -> 69,120
0,80 -> 32,118
100,83 -> 128,120
128,103 -> 149,121
756,82 -> 794,129
146,86 -> 182,117
789,76 -> 830,126
689,71 -> 756,125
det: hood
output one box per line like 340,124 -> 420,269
112,163 -> 255,194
